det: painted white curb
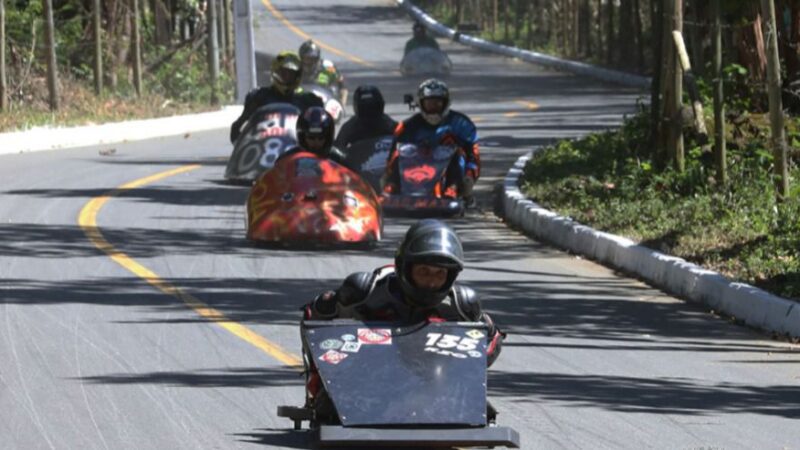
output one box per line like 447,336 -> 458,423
397,0 -> 651,89
504,151 -> 800,339
0,105 -> 240,155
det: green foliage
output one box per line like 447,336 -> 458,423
149,47 -> 234,103
522,109 -> 800,300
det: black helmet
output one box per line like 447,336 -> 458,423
417,78 -> 450,125
297,106 -> 334,157
413,22 -> 426,36
353,85 -> 385,118
299,40 -> 321,73
395,219 -> 464,308
296,106 -> 335,155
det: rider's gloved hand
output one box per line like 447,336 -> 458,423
312,290 -> 338,317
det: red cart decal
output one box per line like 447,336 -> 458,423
357,328 -> 392,345
319,349 -> 349,365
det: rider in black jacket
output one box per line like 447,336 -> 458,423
305,219 -> 503,366
334,85 -> 398,151
229,51 -> 323,144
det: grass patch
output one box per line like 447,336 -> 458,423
0,75 -> 219,132
521,107 -> 800,301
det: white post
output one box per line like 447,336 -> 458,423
233,0 -> 256,103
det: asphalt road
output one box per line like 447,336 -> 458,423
1,0 -> 798,449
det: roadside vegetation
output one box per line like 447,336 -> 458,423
0,0 -> 233,132
418,1 -> 799,301
521,107 -> 799,301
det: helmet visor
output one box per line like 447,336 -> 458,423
277,67 -> 300,86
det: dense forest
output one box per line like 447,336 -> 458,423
0,0 -> 233,127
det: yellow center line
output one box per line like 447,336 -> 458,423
515,100 -> 540,110
261,0 -> 375,68
78,164 -> 302,368
503,112 -> 520,118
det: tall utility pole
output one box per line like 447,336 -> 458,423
233,0 -> 255,103
93,0 -> 103,95
42,0 -> 59,110
761,0 -> 789,201
1,0 -> 7,111
131,0 -> 142,97
207,0 -> 220,105
713,0 -> 726,184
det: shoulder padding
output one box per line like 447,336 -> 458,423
337,271 -> 376,307
453,284 -> 481,321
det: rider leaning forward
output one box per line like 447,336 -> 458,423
305,219 -> 503,366
275,106 -> 353,170
299,40 -> 348,106
404,22 -> 441,56
229,51 -> 323,144
382,78 -> 481,204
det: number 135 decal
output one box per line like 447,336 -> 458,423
426,333 -> 479,351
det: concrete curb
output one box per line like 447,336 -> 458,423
397,0 -> 651,89
0,106 -> 240,155
503,151 -> 800,340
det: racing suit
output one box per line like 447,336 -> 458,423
382,111 -> 480,198
404,35 -> 441,56
334,114 -> 398,150
302,59 -> 346,100
230,86 -> 323,144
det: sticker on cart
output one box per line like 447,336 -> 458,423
357,328 -> 392,345
466,329 -> 485,339
319,349 -> 349,365
320,339 -> 343,350
341,342 -> 362,353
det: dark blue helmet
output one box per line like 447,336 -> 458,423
297,106 -> 335,154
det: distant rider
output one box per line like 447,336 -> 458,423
382,78 -> 480,204
404,22 -> 440,56
229,51 -> 323,144
276,106 -> 352,170
334,85 -> 398,150
305,219 -> 504,366
299,40 -> 348,106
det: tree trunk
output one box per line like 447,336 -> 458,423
153,0 -> 171,46
492,0 -> 498,37
738,6 -> 767,82
762,0 -> 790,201
93,0 -> 103,95
784,0 -> 800,80
131,0 -> 142,96
619,0 -> 633,69
526,0 -> 534,47
503,0 -> 510,41
665,0 -> 684,171
207,0 -> 219,104
606,0 -> 615,65
43,0 -> 59,110
1,0 -> 6,111
713,0 -> 726,184
633,0 -> 645,71
650,0 -> 663,153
